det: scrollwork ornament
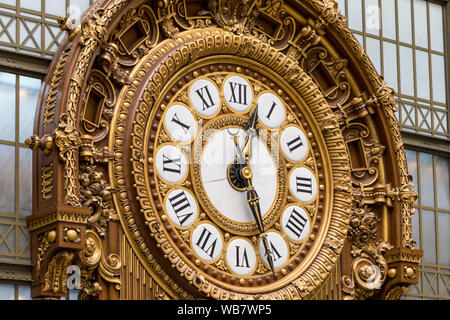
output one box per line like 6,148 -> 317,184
342,206 -> 393,299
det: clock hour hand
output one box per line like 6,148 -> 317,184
242,105 -> 259,163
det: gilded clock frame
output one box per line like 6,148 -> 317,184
25,0 -> 422,300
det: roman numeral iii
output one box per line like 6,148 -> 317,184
296,176 -> 313,194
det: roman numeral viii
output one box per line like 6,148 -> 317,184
285,208 -> 308,239
195,228 -> 218,258
168,191 -> 193,226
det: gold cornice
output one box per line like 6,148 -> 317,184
28,210 -> 90,232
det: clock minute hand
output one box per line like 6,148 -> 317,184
243,174 -> 276,278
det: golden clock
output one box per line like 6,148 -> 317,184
111,29 -> 353,299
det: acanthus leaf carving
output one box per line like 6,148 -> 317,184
342,206 -> 393,300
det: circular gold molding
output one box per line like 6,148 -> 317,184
111,27 -> 353,299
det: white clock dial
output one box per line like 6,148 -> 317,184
259,232 -> 289,269
289,166 -> 318,203
164,104 -> 197,143
223,75 -> 253,113
257,92 -> 286,128
200,127 -> 278,223
165,188 -> 198,227
192,223 -> 223,262
280,126 -> 309,162
281,205 -> 310,242
155,145 -> 188,184
189,79 -> 221,117
226,238 -> 257,276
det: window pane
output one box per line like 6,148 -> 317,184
69,0 -> 91,17
21,0 -> 41,12
405,149 -> 418,200
438,212 -> 450,266
366,37 -> 381,73
422,209 -> 436,264
0,145 -> 15,213
411,208 -> 420,250
398,0 -> 412,44
18,285 -> 31,300
335,0 -> 345,15
19,76 -> 41,143
399,46 -> 414,96
419,152 -> 434,208
45,0 -> 66,17
429,2 -> 444,52
415,50 -> 430,100
0,72 -> 16,142
0,284 -> 14,300
381,0 -> 396,40
19,148 -> 32,216
413,0 -> 428,48
435,156 -> 450,210
431,54 -> 446,104
382,42 -> 398,92
365,0 -> 380,35
348,0 -> 363,31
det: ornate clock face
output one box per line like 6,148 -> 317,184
144,62 -> 330,295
